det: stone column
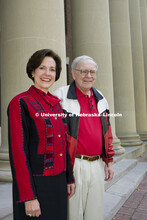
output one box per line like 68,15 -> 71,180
140,0 -> 147,111
71,0 -> 124,155
109,0 -> 142,146
0,0 -> 67,181
129,0 -> 147,141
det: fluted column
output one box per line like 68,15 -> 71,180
0,0 -> 67,181
109,0 -> 142,146
71,0 -> 124,155
140,0 -> 147,112
129,0 -> 147,141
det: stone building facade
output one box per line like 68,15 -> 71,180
0,0 -> 147,181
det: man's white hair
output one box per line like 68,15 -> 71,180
71,55 -> 98,70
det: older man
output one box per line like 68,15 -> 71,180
54,56 -> 114,220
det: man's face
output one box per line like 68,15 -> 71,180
72,59 -> 97,95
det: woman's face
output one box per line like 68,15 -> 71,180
32,56 -> 56,93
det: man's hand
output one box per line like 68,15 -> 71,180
67,183 -> 75,199
25,199 -> 41,217
104,162 -> 114,181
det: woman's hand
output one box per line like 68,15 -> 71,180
25,199 -> 41,217
67,183 -> 75,199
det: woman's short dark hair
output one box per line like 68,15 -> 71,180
26,49 -> 62,81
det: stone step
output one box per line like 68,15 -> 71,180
114,142 -> 147,163
0,182 -> 12,220
103,161 -> 147,220
0,152 -> 9,161
0,161 -> 11,170
0,159 -> 12,182
0,152 -> 12,182
105,158 -> 138,190
0,170 -> 12,182
1,214 -> 13,220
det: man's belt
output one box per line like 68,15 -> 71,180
75,154 -> 102,161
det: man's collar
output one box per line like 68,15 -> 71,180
67,81 -> 103,101
67,81 -> 77,99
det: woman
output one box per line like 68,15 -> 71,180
8,49 -> 75,219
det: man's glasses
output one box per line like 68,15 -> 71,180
74,69 -> 96,77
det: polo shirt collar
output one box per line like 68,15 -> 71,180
75,84 -> 93,98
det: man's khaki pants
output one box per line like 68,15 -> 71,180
68,157 -> 105,220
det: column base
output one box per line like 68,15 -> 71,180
0,150 -> 12,182
114,146 -> 126,155
139,132 -> 147,141
113,136 -> 125,155
118,133 -> 143,147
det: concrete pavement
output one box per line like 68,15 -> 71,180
0,183 -> 12,220
113,175 -> 147,220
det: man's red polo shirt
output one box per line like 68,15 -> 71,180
76,86 -> 103,156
